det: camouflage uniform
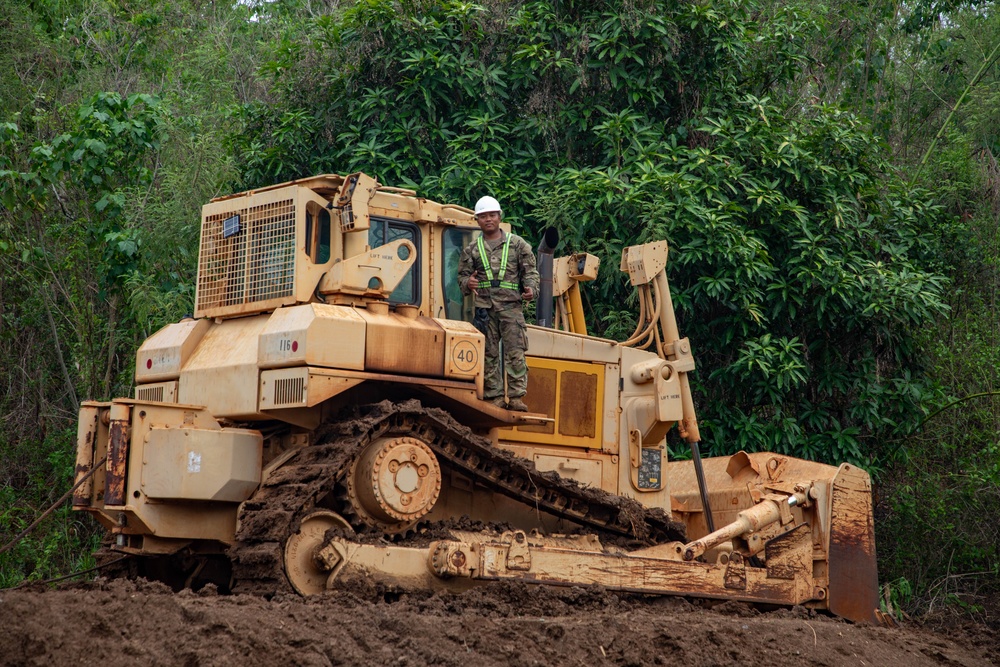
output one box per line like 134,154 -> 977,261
457,232 -> 539,401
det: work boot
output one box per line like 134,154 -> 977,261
488,396 -> 507,408
506,397 -> 529,412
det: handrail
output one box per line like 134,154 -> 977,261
441,204 -> 475,215
377,186 -> 418,195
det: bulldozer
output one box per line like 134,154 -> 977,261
72,173 -> 879,623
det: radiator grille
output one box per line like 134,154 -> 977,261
196,198 -> 296,316
134,381 -> 177,403
274,377 -> 305,406
136,386 -> 164,402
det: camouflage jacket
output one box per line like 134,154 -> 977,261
457,232 -> 539,310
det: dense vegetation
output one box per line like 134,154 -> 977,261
1,0 -> 997,617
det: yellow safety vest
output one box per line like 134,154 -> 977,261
476,234 -> 519,290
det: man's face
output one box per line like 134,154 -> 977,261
476,211 -> 501,234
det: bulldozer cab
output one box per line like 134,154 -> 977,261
195,173 -> 484,322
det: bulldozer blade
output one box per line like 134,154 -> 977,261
827,464 -> 879,623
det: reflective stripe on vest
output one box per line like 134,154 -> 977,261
477,234 -> 519,289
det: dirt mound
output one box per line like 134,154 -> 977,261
1,579 -> 996,667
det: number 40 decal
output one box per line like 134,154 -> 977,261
452,340 -> 478,372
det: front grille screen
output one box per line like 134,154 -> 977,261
196,198 -> 296,316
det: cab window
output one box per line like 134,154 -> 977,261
443,227 -> 477,321
368,217 -> 419,305
305,202 -> 332,264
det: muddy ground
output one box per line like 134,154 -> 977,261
1,578 -> 996,667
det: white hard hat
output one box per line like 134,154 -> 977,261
474,196 -> 502,216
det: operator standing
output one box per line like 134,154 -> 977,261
458,196 -> 539,412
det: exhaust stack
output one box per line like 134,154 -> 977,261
536,228 -> 560,327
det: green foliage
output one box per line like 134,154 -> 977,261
880,577 -> 913,621
879,435 -> 1000,612
0,0 -> 252,588
0,91 -> 166,404
232,0 -> 809,200
0,93 -> 168,585
866,5 -> 1000,610
0,428 -> 101,588
878,201 -> 1000,613
1,90 -> 164,279
544,101 -> 950,466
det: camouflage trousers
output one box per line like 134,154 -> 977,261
483,307 -> 528,400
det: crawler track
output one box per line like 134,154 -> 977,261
230,399 -> 686,596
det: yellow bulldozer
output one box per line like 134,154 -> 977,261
72,173 -> 879,622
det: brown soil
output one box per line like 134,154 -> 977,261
1,578 -> 996,667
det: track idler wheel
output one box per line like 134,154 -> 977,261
284,510 -> 353,595
347,435 -> 442,532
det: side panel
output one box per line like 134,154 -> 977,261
525,326 -> 620,363
532,454 -> 604,488
141,427 -> 263,502
180,315 -> 269,418
499,357 -> 605,450
258,303 -> 367,371
358,309 -> 446,377
135,318 -> 212,383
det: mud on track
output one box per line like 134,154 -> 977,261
1,578 -> 997,667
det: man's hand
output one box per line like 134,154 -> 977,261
468,273 -> 481,290
521,286 -> 534,300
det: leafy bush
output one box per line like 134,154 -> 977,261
0,428 -> 101,588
